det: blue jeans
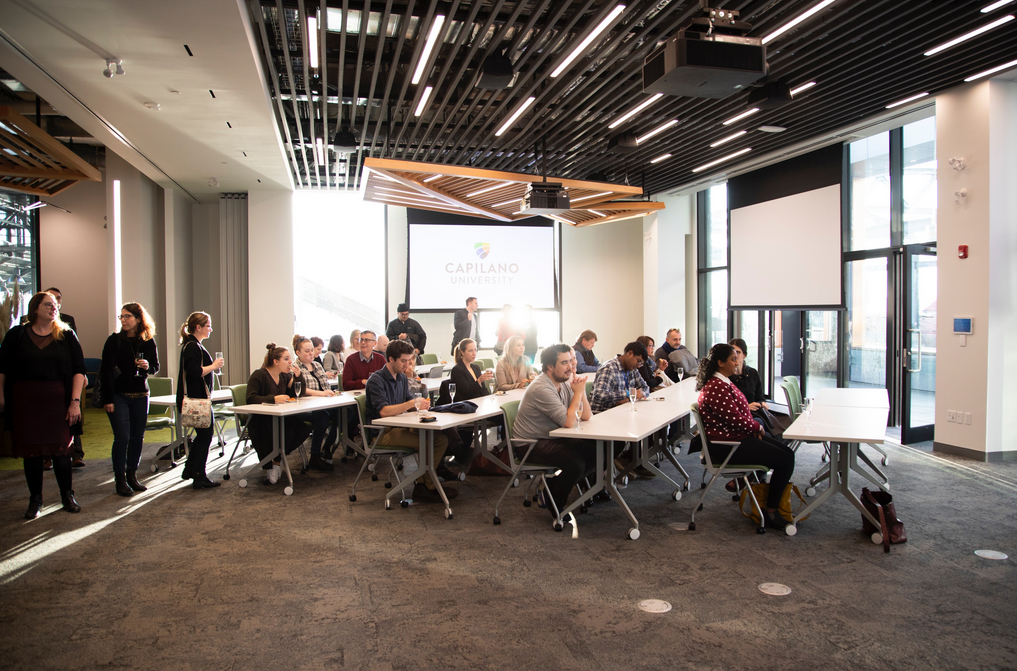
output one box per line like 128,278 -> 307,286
107,394 -> 149,475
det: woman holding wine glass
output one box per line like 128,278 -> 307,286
245,344 -> 312,485
100,302 -> 160,496
176,311 -> 224,490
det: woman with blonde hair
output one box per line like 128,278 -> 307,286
0,291 -> 87,518
495,335 -> 534,391
100,302 -> 160,496
176,311 -> 224,489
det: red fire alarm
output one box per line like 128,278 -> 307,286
959,245 -> 969,259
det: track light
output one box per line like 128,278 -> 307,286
104,59 -> 125,78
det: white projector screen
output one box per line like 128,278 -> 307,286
408,223 -> 556,310
729,184 -> 843,309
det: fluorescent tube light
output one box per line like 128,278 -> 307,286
722,108 -> 760,125
608,93 -> 663,129
550,5 -> 627,78
762,0 -> 837,45
414,86 -> 433,116
589,210 -> 606,216
965,57 -> 1017,81
315,137 -> 325,165
790,81 -> 817,96
692,147 -> 752,173
412,15 -> 446,84
496,97 -> 536,136
571,191 -> 611,203
710,130 -> 747,147
649,153 -> 672,164
924,15 -> 1014,56
982,0 -> 1014,13
492,197 -> 520,207
467,182 -> 508,198
370,170 -> 398,182
423,174 -> 442,183
636,119 -> 678,144
885,92 -> 929,108
23,201 -> 46,211
308,17 -> 319,68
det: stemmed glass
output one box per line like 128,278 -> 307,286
413,392 -> 424,417
802,397 -> 812,427
134,352 -> 145,377
629,386 -> 638,412
448,382 -> 457,404
574,399 -> 583,431
675,367 -> 684,381
214,352 -> 224,377
293,379 -> 303,404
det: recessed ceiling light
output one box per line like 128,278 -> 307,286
886,92 -> 929,108
412,15 -> 446,85
982,0 -> 1014,12
762,0 -> 837,45
649,153 -> 672,164
924,15 -> 1014,56
964,57 -> 1017,81
692,147 -> 752,173
758,125 -> 787,132
789,81 -> 817,96
722,108 -> 760,125
467,182 -> 508,198
636,119 -> 678,144
571,191 -> 612,203
710,130 -> 747,147
414,86 -> 433,116
496,97 -> 536,136
550,5 -> 627,78
608,93 -> 663,129
308,16 -> 319,69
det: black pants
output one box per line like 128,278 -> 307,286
186,424 -> 215,478
309,409 -> 338,457
709,434 -> 795,509
529,438 -> 598,515
24,455 -> 72,497
252,417 -> 312,469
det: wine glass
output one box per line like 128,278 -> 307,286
574,399 -> 582,431
293,379 -> 303,403
134,352 -> 144,377
802,397 -> 812,427
448,382 -> 457,404
214,352 -> 224,376
675,367 -> 684,381
628,386 -> 638,412
413,392 -> 424,417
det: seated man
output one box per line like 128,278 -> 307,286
365,340 -> 456,501
342,330 -> 386,391
655,328 -> 698,382
374,334 -> 390,354
512,344 -> 595,516
590,341 -> 650,414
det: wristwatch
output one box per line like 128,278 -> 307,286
72,398 -> 80,402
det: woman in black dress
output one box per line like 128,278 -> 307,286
445,338 -> 499,458
0,291 -> 87,518
176,311 -> 224,489
101,302 -> 159,496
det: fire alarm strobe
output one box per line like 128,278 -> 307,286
958,244 -> 968,259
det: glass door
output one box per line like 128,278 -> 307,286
901,245 -> 936,444
803,311 -> 838,396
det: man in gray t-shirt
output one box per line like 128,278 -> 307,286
513,344 -> 596,517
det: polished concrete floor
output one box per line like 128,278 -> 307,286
1,435 -> 1015,671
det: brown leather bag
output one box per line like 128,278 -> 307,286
861,487 -> 907,553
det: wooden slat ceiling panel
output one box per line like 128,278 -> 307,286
252,0 -> 1017,199
0,106 -> 101,197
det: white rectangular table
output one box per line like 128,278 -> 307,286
148,389 -> 233,470
815,387 -> 890,409
230,394 -> 359,495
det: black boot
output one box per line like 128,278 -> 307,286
126,471 -> 147,492
114,473 -> 135,497
180,462 -> 194,480
192,474 -> 221,490
24,494 -> 42,519
61,490 -> 81,513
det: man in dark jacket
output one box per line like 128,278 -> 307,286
451,296 -> 480,355
386,303 -> 427,357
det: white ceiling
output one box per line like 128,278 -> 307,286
0,0 -> 293,203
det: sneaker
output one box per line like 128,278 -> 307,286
72,457 -> 86,469
266,464 -> 281,484
43,458 -> 52,471
308,455 -> 334,472
634,465 -> 657,479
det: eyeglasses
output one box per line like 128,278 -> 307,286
118,314 -> 136,320
360,338 -> 376,343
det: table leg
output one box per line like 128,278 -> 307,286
384,430 -> 428,507
236,415 -> 282,487
278,416 -> 295,494
792,441 -> 842,523
338,406 -> 366,458
603,443 -> 639,534
424,430 -> 452,518
554,439 -> 603,524
635,435 -> 687,493
840,442 -> 881,527
151,407 -> 187,470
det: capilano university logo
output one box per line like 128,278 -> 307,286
474,242 -> 491,259
444,242 -> 519,284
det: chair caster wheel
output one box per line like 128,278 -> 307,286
523,499 -> 531,507
401,500 -> 409,508
672,490 -> 682,501
806,487 -> 816,497
700,482 -> 707,489
340,457 -> 348,464
222,474 -> 231,480
493,516 -> 501,525
757,526 -> 766,534
688,522 -> 696,531
384,482 -> 392,489
871,532 -> 883,545
683,482 -> 690,491
697,503 -> 704,511
150,464 -> 159,473
785,524 -> 797,536
512,478 -> 519,488
283,486 -> 293,496
367,463 -> 375,473
238,479 -> 248,488
882,457 -> 889,466
553,522 -> 563,532
821,454 -> 828,463
300,469 -> 307,475
579,505 -> 588,514
731,494 -> 739,502
628,527 -> 640,540
371,474 -> 378,481
349,494 -> 357,502
444,508 -> 453,519
397,463 -> 403,471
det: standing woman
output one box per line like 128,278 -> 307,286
0,291 -> 87,518
101,302 -> 160,496
176,311 -> 224,489
322,334 -> 345,378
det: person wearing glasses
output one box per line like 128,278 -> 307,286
176,311 -> 224,490
386,303 -> 427,359
342,329 -> 385,391
100,302 -> 160,496
0,292 -> 87,519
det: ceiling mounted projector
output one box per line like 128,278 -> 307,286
333,128 -> 358,154
477,52 -> 514,89
609,132 -> 639,152
520,182 -> 570,215
643,30 -> 767,99
747,78 -> 793,109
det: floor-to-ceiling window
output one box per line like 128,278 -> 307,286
697,184 -> 729,355
0,190 -> 39,329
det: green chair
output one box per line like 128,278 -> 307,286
348,394 -> 416,507
475,359 -> 487,372
585,381 -> 595,398
420,353 -> 438,365
479,358 -> 495,371
145,377 -> 175,442
782,376 -> 803,413
224,384 -> 250,480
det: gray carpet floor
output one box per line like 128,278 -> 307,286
1,433 -> 1015,671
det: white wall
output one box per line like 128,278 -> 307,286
247,190 -> 294,375
162,189 -> 194,379
645,194 -> 693,349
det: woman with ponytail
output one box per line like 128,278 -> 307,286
176,311 -> 224,489
245,343 -> 312,485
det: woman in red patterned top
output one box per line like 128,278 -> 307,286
696,343 -> 795,527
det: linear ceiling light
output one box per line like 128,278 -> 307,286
924,15 -> 1014,56
371,170 -> 398,181
308,16 -> 319,68
374,185 -> 441,199
608,93 -> 663,129
637,119 -> 678,144
965,57 -> 1017,81
722,108 -> 760,125
710,130 -> 747,147
589,210 -> 606,216
571,191 -> 612,203
423,174 -> 442,183
467,182 -> 509,198
982,0 -> 1014,12
886,92 -> 929,108
550,5 -> 627,78
496,96 -> 536,136
492,197 -> 521,207
692,147 -> 752,173
315,137 -> 325,165
649,153 -> 672,164
414,86 -> 433,116
412,15 -> 446,84
762,0 -> 837,45
790,81 -> 817,96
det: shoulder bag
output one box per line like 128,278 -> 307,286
180,342 -> 212,429
861,487 -> 907,553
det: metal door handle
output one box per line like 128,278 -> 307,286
907,328 -> 922,372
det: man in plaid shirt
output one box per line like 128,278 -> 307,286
590,341 -> 650,414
